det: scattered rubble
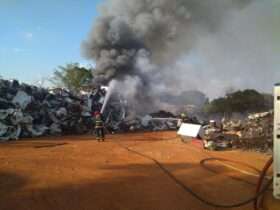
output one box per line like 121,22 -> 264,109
203,111 -> 273,153
109,115 -> 178,133
239,111 -> 273,152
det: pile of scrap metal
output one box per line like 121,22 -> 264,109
140,114 -> 178,131
239,111 -> 273,152
107,113 -> 178,132
203,120 -> 235,151
0,79 -> 100,141
0,79 -> 181,141
203,111 -> 273,152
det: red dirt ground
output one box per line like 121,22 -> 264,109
0,131 -> 279,210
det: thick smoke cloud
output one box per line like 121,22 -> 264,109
82,0 -> 279,113
168,0 -> 280,98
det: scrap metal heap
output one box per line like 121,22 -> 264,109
0,79 -> 274,153
0,79 -> 96,141
203,111 -> 273,153
239,111 -> 273,151
0,79 -> 178,141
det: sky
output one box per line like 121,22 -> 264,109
0,0 -> 102,85
0,0 -> 279,97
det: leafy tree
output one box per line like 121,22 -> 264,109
205,89 -> 269,114
51,63 -> 93,93
262,93 -> 273,110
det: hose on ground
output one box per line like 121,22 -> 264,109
254,157 -> 273,210
116,142 -> 273,208
200,157 -> 272,187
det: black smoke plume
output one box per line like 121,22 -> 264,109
82,0 -> 278,113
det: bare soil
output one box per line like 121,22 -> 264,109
0,131 -> 279,210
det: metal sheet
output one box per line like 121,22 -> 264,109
177,123 -> 204,139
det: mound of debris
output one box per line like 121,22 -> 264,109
239,111 -> 273,152
150,110 -> 176,118
107,114 -> 178,133
203,111 -> 273,153
0,79 -> 98,141
0,79 -> 180,141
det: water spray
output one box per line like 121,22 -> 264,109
101,80 -> 116,114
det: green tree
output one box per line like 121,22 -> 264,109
205,89 -> 268,114
262,93 -> 273,110
51,63 -> 93,93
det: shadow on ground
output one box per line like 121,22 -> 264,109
0,161 -> 269,210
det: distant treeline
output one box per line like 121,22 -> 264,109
2,63 -> 273,116
204,89 -> 273,114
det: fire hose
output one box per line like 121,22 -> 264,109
200,157 -> 272,187
116,141 -> 273,209
254,157 -> 273,210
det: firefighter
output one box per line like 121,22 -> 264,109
94,111 -> 105,142
181,113 -> 189,123
177,113 -> 188,129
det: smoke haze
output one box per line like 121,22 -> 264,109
82,0 -> 280,113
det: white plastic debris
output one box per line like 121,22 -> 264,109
12,91 -> 32,109
141,115 -> 153,127
0,109 -> 14,120
50,123 -> 62,135
56,107 -> 67,118
177,123 -> 204,140
26,125 -> 48,137
0,122 -> 8,137
248,111 -> 271,120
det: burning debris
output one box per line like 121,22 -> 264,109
0,78 -> 275,154
0,79 -> 181,141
